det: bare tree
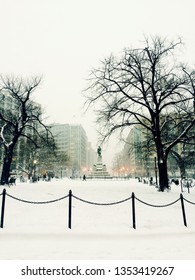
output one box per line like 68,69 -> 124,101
84,36 -> 195,191
0,75 -> 54,184
15,134 -> 57,179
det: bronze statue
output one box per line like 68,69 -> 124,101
97,146 -> 102,157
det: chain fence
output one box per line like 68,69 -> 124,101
6,193 -> 69,204
72,194 -> 132,206
0,188 -> 195,229
135,196 -> 181,208
183,197 -> 195,205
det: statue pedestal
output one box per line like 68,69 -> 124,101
88,156 -> 112,179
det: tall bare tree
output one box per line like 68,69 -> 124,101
0,75 -> 54,184
84,37 -> 195,191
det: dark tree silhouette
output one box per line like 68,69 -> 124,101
0,75 -> 54,184
84,37 -> 195,191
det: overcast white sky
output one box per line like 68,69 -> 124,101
0,0 -> 195,166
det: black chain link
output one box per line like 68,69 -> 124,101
72,194 -> 132,206
6,193 -> 69,204
183,197 -> 195,205
1,190 -> 195,207
135,196 -> 181,207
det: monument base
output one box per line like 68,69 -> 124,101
88,156 -> 112,179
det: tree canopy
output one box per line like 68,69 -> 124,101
0,75 -> 54,184
84,36 -> 195,191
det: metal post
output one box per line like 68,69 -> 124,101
132,192 -> 136,229
180,193 -> 187,227
154,157 -> 158,187
68,190 -> 72,229
187,180 -> 190,194
1,189 -> 6,228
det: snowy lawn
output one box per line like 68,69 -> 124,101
0,178 -> 195,260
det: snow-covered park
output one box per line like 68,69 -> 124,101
0,178 -> 195,260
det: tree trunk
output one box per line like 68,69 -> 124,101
178,160 -> 186,179
0,146 -> 14,185
155,133 -> 169,191
158,159 -> 169,191
1,156 -> 12,185
170,150 -> 186,179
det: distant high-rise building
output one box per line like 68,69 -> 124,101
116,121 -> 195,179
50,123 -> 96,177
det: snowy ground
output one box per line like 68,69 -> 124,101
0,178 -> 195,260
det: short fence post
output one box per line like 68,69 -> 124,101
68,190 -> 72,229
132,192 -> 136,229
180,193 -> 187,227
187,181 -> 190,194
1,189 -> 6,229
